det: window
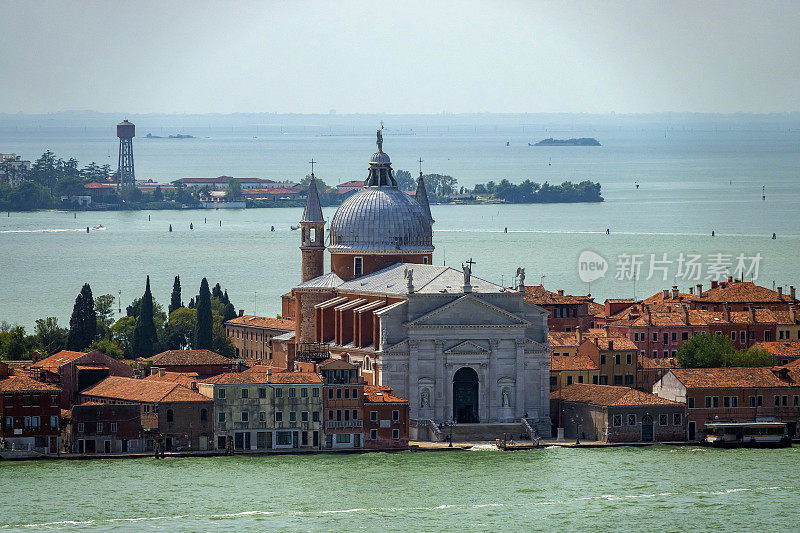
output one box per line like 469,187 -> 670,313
624,374 -> 634,385
740,331 -> 746,342
312,411 -> 320,422
592,376 -> 598,384
392,429 -> 400,440
51,395 -> 58,406
97,422 -> 103,433
166,409 -> 174,423
259,388 -> 267,398
241,388 -> 249,399
671,332 -> 677,342
336,388 -> 342,399
599,375 -> 608,385
218,388 -> 226,399
612,414 -> 622,427
241,411 -> 249,422
705,397 -> 712,408
794,396 -> 799,407
423,256 -> 429,264
613,375 -> 623,386
723,396 -> 730,408
354,257 -> 363,277
218,412 -> 226,422
748,331 -> 755,339
774,395 -> 780,407
682,332 -> 689,341
302,411 -> 309,422
336,433 -> 351,444
275,388 -> 283,398
688,397 -> 695,408
344,388 -> 350,399
289,388 -> 296,398
289,412 -> 296,422
276,431 -> 292,446
51,415 -> 59,429
312,388 -> 319,398
344,410 -> 350,421
659,414 -> 668,426
275,412 -> 283,422
328,410 -> 334,420
77,422 -> 84,433
626,354 -> 632,365
578,375 -> 584,384
200,408 -> 208,422
370,429 -> 378,440
352,388 -> 358,398
628,414 -> 636,426
757,395 -> 763,407
392,410 -> 399,422
600,354 -> 606,365
301,388 -> 308,398
352,409 -> 358,420
663,350 -> 669,358
5,416 -> 13,429
652,350 -> 658,357
730,396 -> 738,407
653,333 -> 658,342
730,332 -> 736,341
782,395 -> 788,406
566,376 -> 573,385
370,410 -> 378,422
615,354 -> 621,365
328,389 -> 334,399
259,411 -> 266,422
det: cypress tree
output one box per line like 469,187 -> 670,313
132,276 -> 159,358
212,282 -> 223,300
169,275 -> 182,315
223,302 -> 237,323
67,283 -> 96,350
188,297 -> 195,309
222,289 -> 230,306
195,278 -> 213,350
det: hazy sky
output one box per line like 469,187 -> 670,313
1,0 -> 798,114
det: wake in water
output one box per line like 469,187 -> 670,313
0,227 -> 105,234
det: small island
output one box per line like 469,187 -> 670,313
533,137 -> 601,146
145,133 -> 195,139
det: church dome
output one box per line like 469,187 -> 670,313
370,152 -> 391,165
329,187 -> 433,251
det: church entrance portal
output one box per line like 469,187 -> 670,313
453,367 -> 479,423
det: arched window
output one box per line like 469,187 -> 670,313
200,408 -> 208,422
166,409 -> 174,423
364,356 -> 371,371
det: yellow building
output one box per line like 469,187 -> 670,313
578,335 -> 639,387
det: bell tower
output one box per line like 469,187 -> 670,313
300,167 -> 325,282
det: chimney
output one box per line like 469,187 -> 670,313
239,309 -> 244,317
778,286 -> 783,298
608,339 -> 613,350
727,275 -> 733,283
696,283 -> 703,296
575,325 -> 582,346
791,286 -> 796,300
689,287 -> 694,295
557,289 -> 564,296
723,305 -> 730,322
191,382 -> 198,390
662,289 -> 669,300
682,304 -> 689,323
749,306 -> 756,323
159,368 -> 165,377
711,280 -> 718,289
672,285 -> 679,299
789,305 -> 796,324
604,325 -> 610,337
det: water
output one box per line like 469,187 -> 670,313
1,448 -> 798,531
2,113 -> 800,328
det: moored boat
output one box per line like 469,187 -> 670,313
703,422 -> 791,448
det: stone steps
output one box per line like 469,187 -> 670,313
448,423 -> 525,442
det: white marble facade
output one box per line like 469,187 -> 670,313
376,291 -> 551,432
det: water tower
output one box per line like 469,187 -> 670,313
116,119 -> 135,188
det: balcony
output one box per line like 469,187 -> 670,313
325,420 -> 363,429
296,342 -> 330,363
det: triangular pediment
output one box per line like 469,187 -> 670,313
444,340 -> 490,355
406,294 -> 530,328
383,339 -> 409,354
525,338 -> 549,352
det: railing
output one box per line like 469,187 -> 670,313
324,420 -> 363,429
296,342 -> 330,363
426,419 -> 443,441
521,418 -> 541,445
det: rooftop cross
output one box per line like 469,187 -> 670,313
418,157 -> 424,175
309,159 -> 317,177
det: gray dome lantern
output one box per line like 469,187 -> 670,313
329,129 -> 434,252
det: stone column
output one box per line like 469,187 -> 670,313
488,338 -> 499,423
515,339 -> 526,420
408,340 -> 419,420
445,363 -> 454,422
480,362 -> 489,423
434,340 -> 445,422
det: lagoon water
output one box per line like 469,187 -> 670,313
2,113 -> 800,328
1,447 -> 799,531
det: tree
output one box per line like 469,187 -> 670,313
111,316 -> 137,356
394,169 -> 415,191
212,321 -> 235,358
89,339 -> 124,359
94,294 -> 117,327
677,332 -> 775,368
169,276 -> 182,314
132,276 -> 159,358
195,278 -> 213,349
0,326 -> 28,360
226,177 -> 242,200
165,307 -> 197,350
212,282 -> 224,300
223,302 -> 237,323
188,297 -> 196,309
67,283 -> 97,351
33,317 -> 67,355
152,186 -> 163,202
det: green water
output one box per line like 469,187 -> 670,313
1,447 -> 798,531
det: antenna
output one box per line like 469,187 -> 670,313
418,157 -> 424,175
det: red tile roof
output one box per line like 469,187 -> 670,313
0,375 -> 61,392
696,280 -> 797,304
202,371 -> 322,385
84,182 -> 114,189
668,367 -> 797,389
753,341 -> 800,359
337,180 -> 365,189
144,371 -> 200,388
149,350 -> 232,366
590,336 -> 638,351
364,385 -> 407,403
32,350 -> 89,372
225,315 -> 295,331
243,363 -> 287,373
80,377 -> 210,403
524,285 -> 594,305
552,383 -> 682,406
638,356 -> 679,370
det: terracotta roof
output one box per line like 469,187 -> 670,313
773,310 -> 800,325
319,359 -> 358,370
668,367 -> 797,389
587,302 -> 604,316
0,375 -> 61,392
752,341 -> 800,359
243,363 -> 287,373
60,409 -> 72,419
364,385 -> 407,403
80,377 -> 210,403
32,350 -> 94,372
84,182 -> 114,189
591,336 -> 638,351
550,355 -> 598,371
549,332 -> 580,348
638,356 -> 679,370
75,364 -> 108,371
243,187 -> 302,196
149,350 -> 232,366
524,285 -> 594,305
225,315 -> 295,331
696,280 -> 797,304
202,371 -> 322,385
144,371 -> 200,388
552,383 -> 682,406
337,180 -> 365,188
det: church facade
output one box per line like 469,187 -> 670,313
283,131 -> 551,433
